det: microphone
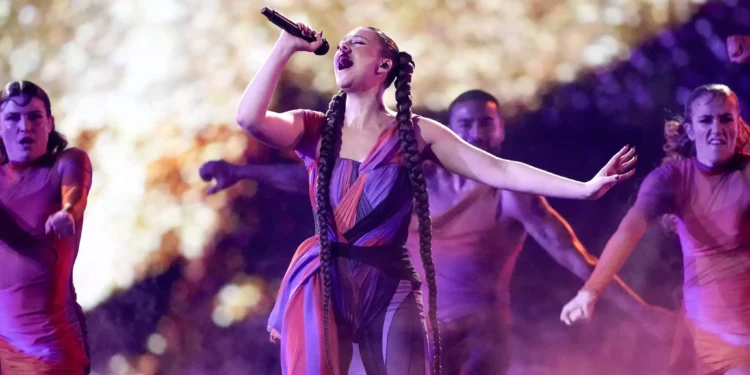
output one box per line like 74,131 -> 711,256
261,7 -> 330,56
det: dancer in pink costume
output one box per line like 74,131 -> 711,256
561,35 -> 750,375
0,81 -> 92,375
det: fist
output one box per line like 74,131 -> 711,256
199,160 -> 240,195
269,328 -> 281,344
45,210 -> 75,238
727,35 -> 750,64
560,290 -> 599,325
277,22 -> 325,54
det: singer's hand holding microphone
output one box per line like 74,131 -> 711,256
262,7 -> 328,55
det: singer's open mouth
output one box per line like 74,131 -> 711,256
337,55 -> 353,70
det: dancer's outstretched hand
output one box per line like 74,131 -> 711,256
200,160 -> 240,195
584,145 -> 636,200
728,35 -> 750,64
560,290 -> 599,325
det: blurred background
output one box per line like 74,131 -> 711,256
3,0 -> 750,374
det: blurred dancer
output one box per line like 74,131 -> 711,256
204,89 -> 651,374
0,81 -> 92,374
561,35 -> 750,375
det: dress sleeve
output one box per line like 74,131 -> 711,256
633,164 -> 679,223
293,110 -> 327,164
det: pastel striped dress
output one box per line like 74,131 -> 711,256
268,110 -> 429,375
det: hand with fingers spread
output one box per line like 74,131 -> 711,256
727,35 -> 750,64
584,145 -> 637,200
45,209 -> 76,238
277,22 -> 325,54
560,289 -> 599,326
200,160 -> 241,195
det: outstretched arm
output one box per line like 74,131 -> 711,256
560,165 -> 676,325
199,160 -> 308,194
559,206 -> 649,324
503,191 -> 648,316
418,117 -> 636,200
236,26 -> 325,150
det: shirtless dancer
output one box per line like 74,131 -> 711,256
201,89 -> 657,374
0,81 -> 92,374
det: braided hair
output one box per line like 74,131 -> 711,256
314,28 -> 441,374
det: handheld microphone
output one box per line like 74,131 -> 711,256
261,7 -> 330,56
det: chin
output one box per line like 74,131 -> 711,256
335,78 -> 353,92
11,149 -> 44,162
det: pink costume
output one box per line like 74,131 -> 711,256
407,179 -> 523,374
0,148 -> 92,374
587,156 -> 750,374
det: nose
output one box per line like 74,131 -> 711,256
339,42 -> 351,54
709,119 -> 725,134
468,122 -> 480,139
21,116 -> 33,132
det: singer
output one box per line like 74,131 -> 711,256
237,18 -> 636,375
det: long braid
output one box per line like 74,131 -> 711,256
394,51 -> 441,374
316,91 -> 347,374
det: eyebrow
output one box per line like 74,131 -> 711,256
698,112 -> 733,118
3,109 -> 42,115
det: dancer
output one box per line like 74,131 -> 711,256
203,89 -> 657,374
235,23 -> 635,375
0,81 -> 92,374
406,90 -> 663,375
561,37 -> 750,375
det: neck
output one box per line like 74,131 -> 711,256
344,86 -> 389,129
694,153 -> 738,172
6,156 -> 43,170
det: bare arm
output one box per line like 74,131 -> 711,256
581,207 -> 649,296
236,27 -> 325,150
199,160 -> 308,194
504,191 -> 648,315
559,163 -> 678,326
418,117 -> 635,200
57,148 -> 93,220
45,148 -> 93,237
560,206 -> 652,324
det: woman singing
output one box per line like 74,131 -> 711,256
239,22 -> 635,374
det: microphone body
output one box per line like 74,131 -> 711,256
261,7 -> 330,56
